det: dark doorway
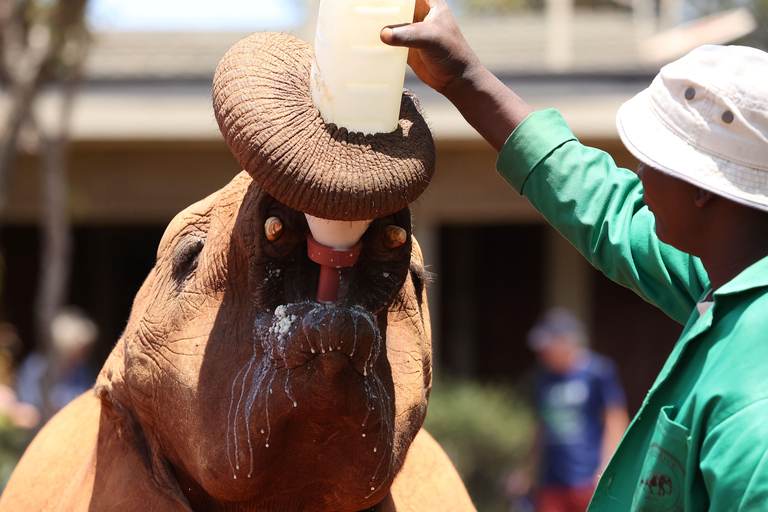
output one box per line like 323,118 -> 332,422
438,224 -> 544,380
0,225 -> 165,368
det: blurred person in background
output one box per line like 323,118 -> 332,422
0,256 -> 41,488
16,307 -> 98,420
0,322 -> 39,489
506,309 -> 629,512
0,323 -> 39,430
0,254 -> 40,430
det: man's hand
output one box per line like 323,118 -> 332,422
380,0 -> 533,152
380,0 -> 480,97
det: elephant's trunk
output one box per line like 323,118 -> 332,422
212,32 -> 435,303
212,32 -> 434,221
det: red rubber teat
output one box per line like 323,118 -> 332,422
307,234 -> 363,304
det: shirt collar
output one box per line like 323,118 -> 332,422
713,253 -> 768,298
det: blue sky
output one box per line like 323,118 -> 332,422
87,0 -> 304,31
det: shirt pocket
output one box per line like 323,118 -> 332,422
631,405 -> 691,512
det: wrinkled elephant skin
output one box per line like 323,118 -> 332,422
0,172 -> 476,512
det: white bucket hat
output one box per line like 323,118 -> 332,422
616,45 -> 768,212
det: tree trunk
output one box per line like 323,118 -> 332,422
34,44 -> 85,422
0,0 -> 89,421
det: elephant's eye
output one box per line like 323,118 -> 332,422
172,236 -> 204,279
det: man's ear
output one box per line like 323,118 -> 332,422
694,188 -> 714,208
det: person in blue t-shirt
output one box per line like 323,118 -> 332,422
507,308 -> 629,512
16,307 -> 98,421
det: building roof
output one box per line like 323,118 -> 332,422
10,9 -> 753,144
83,12 -> 653,81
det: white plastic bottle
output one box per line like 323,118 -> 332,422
310,0 -> 416,135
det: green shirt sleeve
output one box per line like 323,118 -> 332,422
496,109 -> 709,325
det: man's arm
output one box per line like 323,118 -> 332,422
382,1 -> 709,321
498,112 -> 707,322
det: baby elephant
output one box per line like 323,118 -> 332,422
0,172 -> 475,511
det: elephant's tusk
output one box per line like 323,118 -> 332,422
382,225 -> 407,250
265,216 -> 284,242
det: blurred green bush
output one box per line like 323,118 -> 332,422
0,414 -> 29,490
423,375 -> 535,512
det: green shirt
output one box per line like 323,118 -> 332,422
496,108 -> 768,511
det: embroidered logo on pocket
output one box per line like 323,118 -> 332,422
632,443 -> 685,511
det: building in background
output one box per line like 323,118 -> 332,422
0,3 -> 755,414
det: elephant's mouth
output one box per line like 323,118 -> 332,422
225,302 -> 394,486
261,302 -> 381,377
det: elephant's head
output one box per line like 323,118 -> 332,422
95,32 -> 436,511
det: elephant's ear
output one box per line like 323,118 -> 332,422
212,32 -> 435,222
95,336 -> 145,451
94,270 -> 189,506
95,355 -> 191,509
94,265 -> 154,442
94,337 -> 131,433
94,261 -> 156,431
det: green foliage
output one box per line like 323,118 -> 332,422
0,414 -> 29,490
740,0 -> 768,51
673,0 -> 768,50
423,376 -> 535,512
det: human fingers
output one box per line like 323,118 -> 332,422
380,0 -> 446,49
381,0 -> 476,92
383,21 -> 457,91
380,22 -> 432,50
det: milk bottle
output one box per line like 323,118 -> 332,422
310,0 -> 416,134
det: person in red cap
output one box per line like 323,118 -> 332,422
382,2 -> 768,511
